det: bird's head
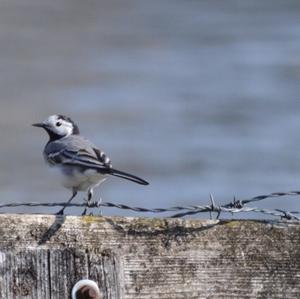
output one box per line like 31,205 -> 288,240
33,114 -> 80,140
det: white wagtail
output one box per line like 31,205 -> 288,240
33,114 -> 149,215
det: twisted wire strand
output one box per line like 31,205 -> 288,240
0,190 -> 299,220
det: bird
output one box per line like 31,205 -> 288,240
33,114 -> 149,215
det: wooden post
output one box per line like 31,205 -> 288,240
0,214 -> 299,298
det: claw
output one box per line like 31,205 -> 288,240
55,209 -> 65,216
55,190 -> 77,216
97,197 -> 103,216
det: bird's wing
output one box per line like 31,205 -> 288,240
45,136 -> 112,171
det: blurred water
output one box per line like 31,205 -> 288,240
0,0 -> 300,218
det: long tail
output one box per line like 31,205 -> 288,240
110,168 -> 149,185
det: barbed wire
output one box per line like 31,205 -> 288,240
1,190 -> 300,220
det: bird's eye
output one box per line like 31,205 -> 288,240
56,122 -> 62,127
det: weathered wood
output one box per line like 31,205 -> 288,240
0,214 -> 299,298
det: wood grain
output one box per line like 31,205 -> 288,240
0,214 -> 299,298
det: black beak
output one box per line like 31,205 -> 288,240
32,122 -> 46,128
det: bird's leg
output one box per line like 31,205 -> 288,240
98,196 -> 103,216
82,189 -> 93,216
56,189 -> 78,215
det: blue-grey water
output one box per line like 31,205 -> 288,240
1,0 -> 300,218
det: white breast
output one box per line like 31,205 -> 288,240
58,165 -> 107,191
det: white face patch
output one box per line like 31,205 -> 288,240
44,115 -> 73,137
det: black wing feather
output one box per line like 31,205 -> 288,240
45,137 -> 149,185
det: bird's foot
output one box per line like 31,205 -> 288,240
55,208 -> 65,215
81,209 -> 93,216
81,208 -> 87,216
97,197 -> 103,216
81,196 -> 88,216
82,198 -> 93,216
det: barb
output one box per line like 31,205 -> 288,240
0,190 -> 300,220
227,191 -> 300,206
